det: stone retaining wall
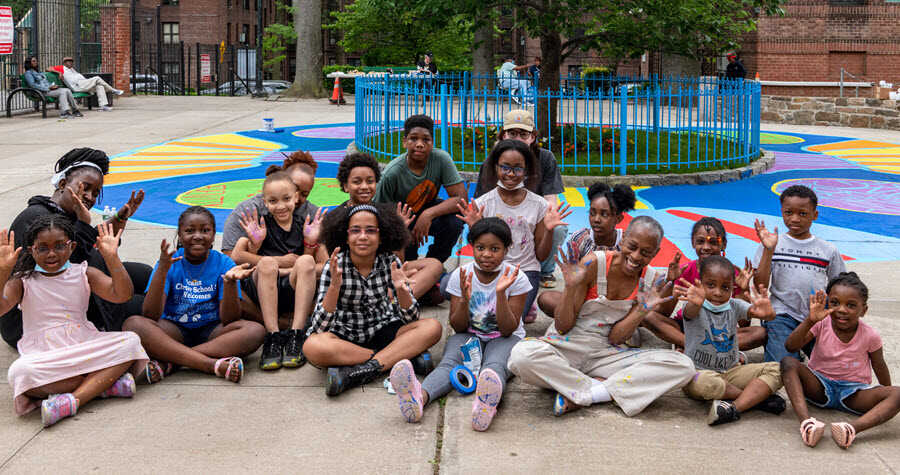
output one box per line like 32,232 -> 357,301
761,96 -> 900,130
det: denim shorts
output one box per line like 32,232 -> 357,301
807,368 -> 873,415
170,320 -> 220,348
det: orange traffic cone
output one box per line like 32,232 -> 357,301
330,77 -> 346,105
754,72 -> 760,81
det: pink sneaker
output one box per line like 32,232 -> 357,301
100,372 -> 136,398
41,393 -> 78,427
471,368 -> 503,431
390,360 -> 424,423
523,301 -> 538,323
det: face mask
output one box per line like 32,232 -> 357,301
496,180 -> 524,191
701,299 -> 731,313
35,261 -> 71,274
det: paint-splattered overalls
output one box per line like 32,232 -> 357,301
508,251 -> 696,416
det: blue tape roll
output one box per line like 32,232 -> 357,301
450,365 -> 476,394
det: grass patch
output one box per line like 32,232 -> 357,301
365,125 -> 758,176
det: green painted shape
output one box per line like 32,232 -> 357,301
177,178 -> 348,210
760,133 -> 803,145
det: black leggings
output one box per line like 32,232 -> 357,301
0,260 -> 152,349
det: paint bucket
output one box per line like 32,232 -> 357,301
262,118 -> 275,132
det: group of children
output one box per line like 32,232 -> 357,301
3,113 -> 898,451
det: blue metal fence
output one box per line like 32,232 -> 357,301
354,73 -> 761,175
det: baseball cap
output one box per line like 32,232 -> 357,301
62,56 -> 74,62
503,109 -> 534,132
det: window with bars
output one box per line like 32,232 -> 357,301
162,23 -> 179,44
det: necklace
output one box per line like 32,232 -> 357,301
182,253 -> 210,284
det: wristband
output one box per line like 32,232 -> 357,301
303,241 -> 319,249
114,213 -> 127,223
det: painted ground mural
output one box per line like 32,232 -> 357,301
99,124 -> 900,266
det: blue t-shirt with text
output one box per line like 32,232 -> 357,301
146,249 -> 239,328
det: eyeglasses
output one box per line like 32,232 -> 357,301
504,129 -> 532,139
348,226 -> 379,236
497,164 -> 526,176
31,241 -> 72,255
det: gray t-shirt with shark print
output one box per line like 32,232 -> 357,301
684,298 -> 750,372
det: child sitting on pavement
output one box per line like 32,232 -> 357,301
373,115 -> 466,265
781,272 -> 900,449
302,203 -> 442,397
390,218 -> 531,431
753,185 -> 846,362
674,255 -> 785,425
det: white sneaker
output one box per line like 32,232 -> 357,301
101,105 -> 113,111
113,89 -> 124,95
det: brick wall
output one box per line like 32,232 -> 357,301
100,3 -> 131,91
761,95 -> 900,130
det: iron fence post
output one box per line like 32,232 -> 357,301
619,86 -> 627,175
75,0 -> 81,70
461,71 -> 469,129
440,83 -> 448,151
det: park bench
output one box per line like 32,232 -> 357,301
5,71 -> 94,119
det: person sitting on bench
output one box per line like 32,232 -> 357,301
47,57 -> 123,112
24,56 -> 82,119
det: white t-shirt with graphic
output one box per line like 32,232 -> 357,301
474,188 -> 549,272
446,262 -> 532,340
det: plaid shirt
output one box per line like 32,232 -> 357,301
307,251 -> 419,343
566,227 -> 622,262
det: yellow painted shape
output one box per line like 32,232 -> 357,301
104,164 -> 251,185
808,140 -> 898,152
823,147 -> 900,157
177,133 -> 282,150
112,159 -> 253,167
634,200 -> 649,210
562,187 -> 584,207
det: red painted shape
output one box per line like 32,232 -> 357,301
666,209 -> 855,261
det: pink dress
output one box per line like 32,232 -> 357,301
6,262 -> 148,415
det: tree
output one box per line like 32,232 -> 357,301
284,0 -> 325,97
262,1 -> 296,79
327,0 -> 473,69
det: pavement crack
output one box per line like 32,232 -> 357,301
432,396 -> 446,475
0,427 -> 42,470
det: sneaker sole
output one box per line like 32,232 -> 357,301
281,357 -> 306,368
260,360 -> 282,371
390,361 -> 424,423
325,367 -> 343,397
707,400 -> 738,426
472,369 -> 503,431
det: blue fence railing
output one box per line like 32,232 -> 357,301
354,73 -> 761,175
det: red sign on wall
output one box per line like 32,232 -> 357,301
0,7 -> 13,55
200,54 -> 211,82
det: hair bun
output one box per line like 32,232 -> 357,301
265,164 -> 282,176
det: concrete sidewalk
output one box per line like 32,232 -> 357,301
0,95 -> 899,473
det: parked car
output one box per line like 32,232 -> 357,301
199,80 -> 290,96
130,74 -> 182,95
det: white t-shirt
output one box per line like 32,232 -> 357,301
62,66 -> 86,88
446,262 -> 532,340
474,188 -> 549,272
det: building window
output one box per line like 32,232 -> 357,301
244,0 -> 250,9
162,23 -> 179,44
241,24 -> 250,44
227,23 -> 232,44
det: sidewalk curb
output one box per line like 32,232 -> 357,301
347,142 -> 774,187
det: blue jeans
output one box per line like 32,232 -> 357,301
763,314 -> 815,363
539,225 -> 569,277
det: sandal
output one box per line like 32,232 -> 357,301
144,360 -> 164,384
831,422 -> 856,449
215,357 -> 244,383
800,417 -> 825,447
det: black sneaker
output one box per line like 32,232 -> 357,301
281,329 -> 306,368
325,359 -> 383,396
411,351 -> 435,376
259,332 -> 284,371
707,400 -> 740,426
752,394 -> 786,415
72,110 -> 83,117
418,284 -> 445,306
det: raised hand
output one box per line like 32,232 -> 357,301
496,264 -> 520,293
158,239 -> 182,266
95,222 -> 123,257
396,202 -> 415,228
808,289 -> 832,323
223,263 -> 254,282
458,267 -> 474,301
673,277 -> 705,307
754,218 -> 778,250
239,208 -> 266,250
0,230 -> 22,272
455,199 -> 484,228
303,207 -> 326,245
65,182 -> 92,224
390,260 -> 412,292
555,246 -> 592,288
736,257 -> 755,292
118,189 -> 145,220
666,251 -> 683,282
327,246 -> 343,288
637,274 -> 674,312
543,201 -> 572,230
749,283 -> 774,316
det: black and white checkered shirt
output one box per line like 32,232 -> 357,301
306,251 -> 419,343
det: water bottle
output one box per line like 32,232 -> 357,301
102,206 -> 111,221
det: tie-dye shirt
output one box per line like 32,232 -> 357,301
473,188 -> 549,272
446,262 -> 532,339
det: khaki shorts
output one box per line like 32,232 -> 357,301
684,362 -> 782,400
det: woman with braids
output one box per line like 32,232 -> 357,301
1,148 -> 150,348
